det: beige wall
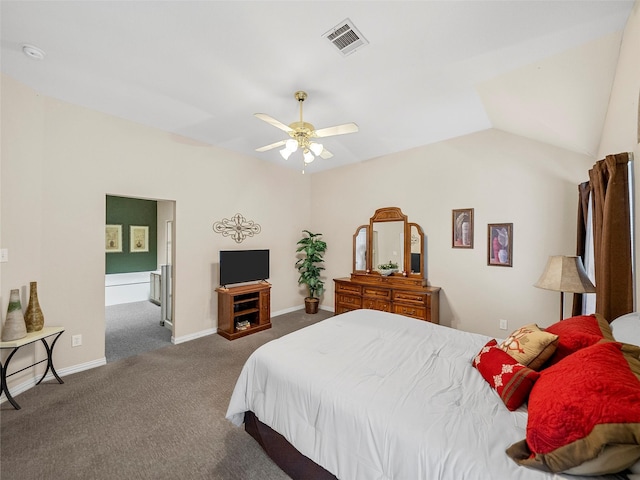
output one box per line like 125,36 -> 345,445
598,0 -> 640,307
1,74 -> 311,388
2,1 -> 639,394
312,129 -> 593,337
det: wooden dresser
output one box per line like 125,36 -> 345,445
335,275 -> 440,323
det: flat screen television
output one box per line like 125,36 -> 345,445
219,249 -> 270,286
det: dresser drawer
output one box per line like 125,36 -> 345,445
337,294 -> 362,309
393,304 -> 427,320
363,287 -> 391,300
363,298 -> 391,312
392,290 -> 430,306
336,282 -> 362,295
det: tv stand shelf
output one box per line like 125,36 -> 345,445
216,283 -> 271,340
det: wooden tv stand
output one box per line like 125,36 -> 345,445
216,282 -> 271,340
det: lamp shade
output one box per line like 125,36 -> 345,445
534,255 -> 596,293
279,148 -> 293,160
303,150 -> 314,163
285,139 -> 298,152
310,142 -> 323,156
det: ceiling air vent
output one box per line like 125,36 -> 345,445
322,18 -> 369,56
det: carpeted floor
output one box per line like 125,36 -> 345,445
105,300 -> 172,363
0,308 -> 333,480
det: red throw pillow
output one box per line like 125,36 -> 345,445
507,341 -> 640,474
543,314 -> 614,366
472,339 -> 540,411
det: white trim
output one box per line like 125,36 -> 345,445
0,357 -> 106,405
629,155 -> 636,310
172,328 -> 216,345
272,304 -> 336,317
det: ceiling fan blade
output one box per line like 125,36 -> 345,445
320,148 -> 333,159
255,140 -> 286,152
254,113 -> 293,133
314,122 -> 359,138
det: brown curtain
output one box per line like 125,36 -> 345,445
588,152 -> 633,322
572,181 -> 592,316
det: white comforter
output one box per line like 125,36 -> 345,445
226,310 -> 622,480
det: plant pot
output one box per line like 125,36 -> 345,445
304,297 -> 319,314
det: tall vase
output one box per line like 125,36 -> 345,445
25,281 -> 44,332
2,289 -> 27,341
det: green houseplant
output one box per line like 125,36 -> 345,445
295,230 -> 327,314
377,261 -> 399,276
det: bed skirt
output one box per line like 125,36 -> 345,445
244,411 -> 338,480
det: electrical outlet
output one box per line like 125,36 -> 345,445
0,249 -> 8,263
72,334 -> 82,347
499,319 -> 508,330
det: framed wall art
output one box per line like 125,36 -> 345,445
487,223 -> 513,267
105,225 -> 122,253
130,225 -> 149,253
452,208 -> 474,248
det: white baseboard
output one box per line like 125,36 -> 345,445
0,357 -> 106,405
272,305 -> 304,316
272,304 -> 335,317
172,328 -> 216,345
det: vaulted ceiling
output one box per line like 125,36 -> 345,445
1,1 -> 634,173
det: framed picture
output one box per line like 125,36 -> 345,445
452,208 -> 474,248
130,225 -> 149,253
488,223 -> 513,267
105,225 -> 122,253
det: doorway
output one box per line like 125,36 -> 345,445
105,195 -> 175,362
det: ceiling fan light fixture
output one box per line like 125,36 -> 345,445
254,90 -> 358,172
303,150 -> 315,164
310,142 -> 323,156
280,148 -> 293,160
285,139 -> 298,152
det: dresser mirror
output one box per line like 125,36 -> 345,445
410,224 -> 422,274
353,226 -> 368,272
372,220 -> 404,271
352,207 -> 425,279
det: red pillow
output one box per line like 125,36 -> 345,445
472,339 -> 540,411
543,314 -> 614,366
507,341 -> 640,473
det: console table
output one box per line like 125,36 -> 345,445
0,326 -> 65,410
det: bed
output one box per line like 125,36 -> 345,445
226,309 -> 640,480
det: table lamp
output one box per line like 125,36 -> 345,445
534,255 -> 596,320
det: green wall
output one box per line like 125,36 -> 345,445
106,195 -> 157,274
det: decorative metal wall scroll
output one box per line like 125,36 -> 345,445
213,213 -> 261,243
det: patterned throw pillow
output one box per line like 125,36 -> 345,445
472,339 -> 540,411
498,324 -> 558,370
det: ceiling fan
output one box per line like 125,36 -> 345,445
254,91 -> 358,168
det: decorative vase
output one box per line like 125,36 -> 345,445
2,289 -> 27,341
24,281 -> 44,332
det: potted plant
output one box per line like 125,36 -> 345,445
295,230 -> 327,314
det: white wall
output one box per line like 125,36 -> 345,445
1,74 -> 311,388
597,0 -> 640,309
312,129 -> 593,338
